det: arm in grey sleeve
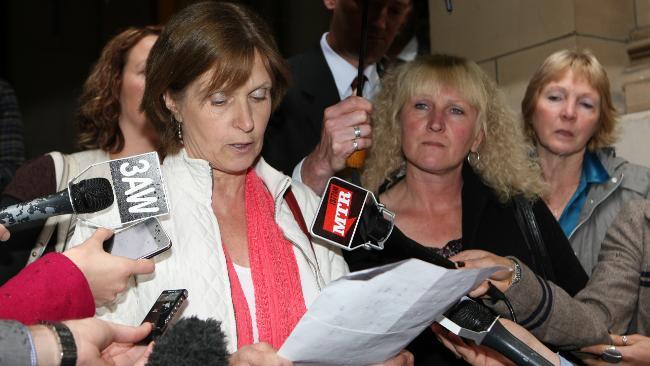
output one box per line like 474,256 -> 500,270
489,201 -> 645,349
0,319 -> 33,365
572,200 -> 645,336
487,258 -> 611,349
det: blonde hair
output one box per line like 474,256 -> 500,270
521,49 -> 618,151
363,54 -> 546,202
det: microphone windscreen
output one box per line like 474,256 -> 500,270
147,316 -> 229,366
445,300 -> 495,332
69,178 -> 114,213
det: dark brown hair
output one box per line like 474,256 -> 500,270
142,1 -> 290,156
77,26 -> 161,153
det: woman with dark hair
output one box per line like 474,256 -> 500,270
69,3 -> 412,365
0,26 -> 160,284
76,25 -> 161,157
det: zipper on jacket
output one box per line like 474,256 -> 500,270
569,172 -> 623,239
275,178 -> 325,291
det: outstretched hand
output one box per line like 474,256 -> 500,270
432,319 -> 560,366
65,318 -> 153,366
229,342 -> 293,366
64,228 -> 155,306
451,250 -> 514,297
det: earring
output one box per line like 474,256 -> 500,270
171,115 -> 183,143
467,151 -> 480,165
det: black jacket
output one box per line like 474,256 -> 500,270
262,45 -> 340,175
345,164 -> 589,365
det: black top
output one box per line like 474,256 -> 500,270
344,164 -> 589,365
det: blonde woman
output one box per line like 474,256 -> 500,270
347,54 -> 588,365
521,49 -> 650,275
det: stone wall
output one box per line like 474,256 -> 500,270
428,0 -> 640,111
428,0 -> 650,166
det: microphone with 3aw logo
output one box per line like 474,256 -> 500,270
310,177 -> 395,251
0,178 -> 114,227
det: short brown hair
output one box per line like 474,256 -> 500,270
142,1 -> 290,156
521,49 -> 618,151
77,26 -> 161,153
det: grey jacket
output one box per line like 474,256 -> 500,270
0,320 -> 31,365
496,199 -> 650,349
570,149 -> 650,274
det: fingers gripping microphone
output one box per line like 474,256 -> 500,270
440,300 -> 553,366
0,178 -> 114,227
146,317 -> 229,366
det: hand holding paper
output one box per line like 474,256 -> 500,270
279,259 -> 501,366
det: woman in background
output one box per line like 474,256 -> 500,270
452,199 -> 650,364
521,49 -> 650,274
0,26 -> 161,283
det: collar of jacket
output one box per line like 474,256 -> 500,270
164,148 -> 292,204
570,148 -> 649,238
162,149 -> 322,280
584,149 -> 639,210
595,148 -> 650,195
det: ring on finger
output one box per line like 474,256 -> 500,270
601,345 -> 623,363
353,126 -> 362,139
352,139 -> 359,151
621,335 -> 628,346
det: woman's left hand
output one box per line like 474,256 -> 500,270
580,334 -> 650,366
450,250 -> 514,297
432,322 -> 513,366
229,343 -> 292,366
432,320 -> 560,366
371,349 -> 414,366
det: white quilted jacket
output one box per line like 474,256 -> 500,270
72,149 -> 348,353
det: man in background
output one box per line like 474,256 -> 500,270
263,0 -> 411,194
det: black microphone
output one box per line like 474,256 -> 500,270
0,178 -> 114,227
146,316 -> 229,366
311,177 -> 395,251
441,299 -> 553,366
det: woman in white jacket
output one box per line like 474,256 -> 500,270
70,2 -> 412,365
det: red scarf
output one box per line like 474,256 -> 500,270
224,170 -> 306,349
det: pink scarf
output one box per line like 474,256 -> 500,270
224,170 -> 306,350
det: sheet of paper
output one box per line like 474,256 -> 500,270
278,259 -> 500,366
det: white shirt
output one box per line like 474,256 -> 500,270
396,36 -> 418,63
234,263 -> 259,342
319,32 -> 380,100
233,258 -> 320,343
